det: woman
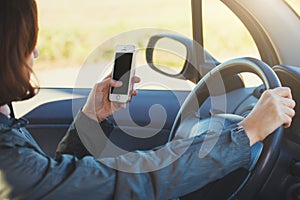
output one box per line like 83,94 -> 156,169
0,0 -> 296,199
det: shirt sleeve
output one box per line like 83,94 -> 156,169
56,113 -> 114,158
0,113 -> 251,200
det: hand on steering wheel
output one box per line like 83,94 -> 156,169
239,87 -> 295,146
169,57 -> 295,199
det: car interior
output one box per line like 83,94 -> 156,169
10,0 -> 300,199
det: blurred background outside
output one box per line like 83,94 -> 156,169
35,0 -> 261,88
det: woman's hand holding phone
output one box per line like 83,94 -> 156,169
82,44 -> 139,122
82,75 -> 141,122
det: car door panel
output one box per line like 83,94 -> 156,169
18,89 -> 190,157
19,86 -> 262,158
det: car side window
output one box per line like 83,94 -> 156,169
202,0 -> 260,62
34,0 -> 193,91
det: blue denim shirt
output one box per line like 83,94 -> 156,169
0,112 -> 250,199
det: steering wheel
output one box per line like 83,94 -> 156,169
168,57 -> 283,199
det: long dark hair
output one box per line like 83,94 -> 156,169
0,0 -> 39,106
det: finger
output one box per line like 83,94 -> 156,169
282,114 -> 293,128
132,90 -> 138,96
272,87 -> 293,99
109,79 -> 123,88
94,79 -> 111,92
283,106 -> 296,118
132,76 -> 141,83
94,78 -> 122,93
281,98 -> 296,109
284,122 -> 291,129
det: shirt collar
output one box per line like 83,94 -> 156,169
0,113 -> 28,133
0,112 -> 11,125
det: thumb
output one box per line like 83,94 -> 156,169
109,79 -> 123,88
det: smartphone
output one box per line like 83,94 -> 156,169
109,45 -> 136,103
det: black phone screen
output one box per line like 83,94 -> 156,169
111,53 -> 133,94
